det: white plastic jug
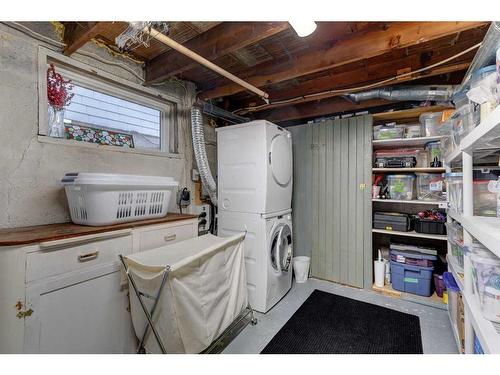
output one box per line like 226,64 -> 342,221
293,256 -> 310,283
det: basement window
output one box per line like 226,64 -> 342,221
38,49 -> 179,155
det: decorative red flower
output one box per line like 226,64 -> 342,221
47,64 -> 74,110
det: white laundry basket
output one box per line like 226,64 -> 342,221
293,256 -> 310,283
61,173 -> 178,226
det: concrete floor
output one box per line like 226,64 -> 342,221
223,278 -> 458,354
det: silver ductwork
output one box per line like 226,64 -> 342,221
191,106 -> 218,206
343,85 -> 457,104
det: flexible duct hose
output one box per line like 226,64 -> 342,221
343,85 -> 457,104
191,106 -> 218,206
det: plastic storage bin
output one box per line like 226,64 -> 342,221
374,148 -> 425,167
443,272 -> 460,326
390,249 -> 437,267
414,218 -> 447,235
386,174 -> 415,200
425,141 -> 442,167
434,273 -> 445,298
474,180 -> 497,217
470,245 -> 500,323
469,65 -> 498,126
61,172 -> 179,226
416,173 -> 445,201
445,172 -> 463,214
420,112 -> 443,137
403,124 -> 422,138
451,104 -> 475,148
390,260 -> 434,296
373,125 -> 404,140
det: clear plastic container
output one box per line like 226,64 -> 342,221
470,245 -> 500,323
469,65 -> 498,126
386,174 -> 415,200
416,173 -> 445,201
373,126 -> 404,140
403,124 -> 422,139
419,112 -> 443,137
445,172 -> 463,214
474,180 -> 497,217
425,141 -> 442,167
451,104 -> 475,148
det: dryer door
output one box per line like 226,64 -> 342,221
270,224 -> 292,273
269,134 -> 292,187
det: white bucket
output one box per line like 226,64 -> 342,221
293,256 -> 310,283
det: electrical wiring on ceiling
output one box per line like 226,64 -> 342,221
2,22 -> 145,83
233,41 -> 483,115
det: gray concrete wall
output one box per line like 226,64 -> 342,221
0,23 -> 200,228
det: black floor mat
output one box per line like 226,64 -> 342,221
261,289 -> 423,354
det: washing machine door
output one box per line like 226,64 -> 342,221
269,134 -> 292,187
270,224 -> 292,273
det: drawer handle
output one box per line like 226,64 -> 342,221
78,251 -> 99,262
164,234 -> 177,242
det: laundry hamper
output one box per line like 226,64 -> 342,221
61,172 -> 178,226
122,233 -> 249,354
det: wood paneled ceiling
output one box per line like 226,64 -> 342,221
61,21 -> 490,123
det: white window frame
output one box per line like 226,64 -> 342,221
37,47 -> 181,158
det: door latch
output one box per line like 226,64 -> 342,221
359,183 -> 367,190
15,301 -> 33,319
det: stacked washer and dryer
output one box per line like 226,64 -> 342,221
216,120 -> 294,313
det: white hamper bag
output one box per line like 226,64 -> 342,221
123,233 -> 248,353
61,173 -> 178,226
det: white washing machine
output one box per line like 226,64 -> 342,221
216,120 -> 292,214
218,209 -> 293,313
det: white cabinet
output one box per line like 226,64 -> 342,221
0,217 -> 197,353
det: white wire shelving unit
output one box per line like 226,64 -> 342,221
445,105 -> 500,354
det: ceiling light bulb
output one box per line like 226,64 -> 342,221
289,20 -> 317,37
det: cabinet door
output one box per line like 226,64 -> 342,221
24,265 -> 137,354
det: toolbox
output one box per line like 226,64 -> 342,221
373,212 -> 413,232
374,156 -> 417,168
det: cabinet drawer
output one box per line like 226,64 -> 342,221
139,223 -> 195,252
27,234 -> 132,283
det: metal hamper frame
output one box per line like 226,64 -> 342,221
119,255 -> 257,354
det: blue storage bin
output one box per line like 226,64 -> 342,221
390,260 -> 434,296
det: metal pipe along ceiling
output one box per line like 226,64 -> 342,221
343,85 -> 458,104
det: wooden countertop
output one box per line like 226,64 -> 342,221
0,213 -> 198,246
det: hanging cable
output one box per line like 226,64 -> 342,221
233,42 -> 483,114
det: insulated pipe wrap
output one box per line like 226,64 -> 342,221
343,85 -> 457,103
191,106 -> 218,205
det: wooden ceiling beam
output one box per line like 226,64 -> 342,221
199,21 -> 488,100
145,22 -> 290,85
230,29 -> 485,113
63,22 -> 115,56
256,98 -> 392,123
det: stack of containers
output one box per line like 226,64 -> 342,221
467,65 -> 498,125
390,248 -> 437,297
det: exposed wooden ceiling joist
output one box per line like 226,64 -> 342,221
199,21 -> 488,100
145,22 -> 290,85
257,98 -> 393,123
230,26 -> 487,113
63,22 -> 116,56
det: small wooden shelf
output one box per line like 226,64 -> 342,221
372,283 -> 445,309
372,199 -> 445,206
372,135 -> 442,150
373,105 -> 453,123
373,167 -> 446,173
372,228 -> 447,241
